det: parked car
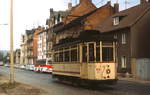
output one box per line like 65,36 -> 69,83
20,65 -> 26,69
4,63 -> 9,67
0,62 -> 3,66
25,65 -> 30,70
34,59 -> 52,73
29,65 -> 35,71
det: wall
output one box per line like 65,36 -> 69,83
33,28 -> 43,64
114,28 -> 132,74
131,8 -> 150,58
136,58 -> 150,80
37,31 -> 47,60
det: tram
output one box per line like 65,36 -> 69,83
52,32 -> 118,85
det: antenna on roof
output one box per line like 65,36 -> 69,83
125,0 -> 130,9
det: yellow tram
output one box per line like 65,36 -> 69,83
52,37 -> 118,85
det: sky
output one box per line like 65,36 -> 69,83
0,0 -> 140,50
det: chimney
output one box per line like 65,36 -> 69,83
107,1 -> 111,5
80,0 -> 92,4
68,2 -> 72,10
50,8 -> 53,17
114,3 -> 119,13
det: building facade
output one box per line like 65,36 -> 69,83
20,35 -> 26,64
37,28 -> 47,61
46,8 -> 68,61
53,0 -> 117,45
14,49 -> 20,64
32,27 -> 44,64
26,30 -> 34,64
97,0 -> 150,80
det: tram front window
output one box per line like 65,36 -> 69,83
102,47 -> 113,62
89,43 -> 95,62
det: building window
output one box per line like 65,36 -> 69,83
122,33 -> 126,44
113,17 -> 119,25
39,35 -> 42,40
114,34 -> 117,39
121,56 -> 126,68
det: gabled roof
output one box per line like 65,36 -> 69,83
53,3 -> 112,34
53,8 -> 98,33
97,3 -> 150,32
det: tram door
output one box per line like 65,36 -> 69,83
80,42 -> 96,79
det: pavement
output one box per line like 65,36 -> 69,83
0,70 -> 46,95
119,77 -> 150,84
1,66 -> 150,95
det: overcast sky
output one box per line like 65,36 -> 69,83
0,0 -> 139,50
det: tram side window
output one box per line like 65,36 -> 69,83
64,51 -> 69,62
59,52 -> 63,62
71,49 -> 77,61
82,45 -> 87,62
102,47 -> 113,62
54,53 -> 59,62
89,43 -> 95,62
54,53 -> 56,62
96,42 -> 100,62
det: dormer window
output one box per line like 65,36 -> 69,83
113,17 -> 119,25
113,15 -> 127,26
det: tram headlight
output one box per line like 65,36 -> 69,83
106,69 -> 111,74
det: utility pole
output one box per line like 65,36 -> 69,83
10,0 -> 14,84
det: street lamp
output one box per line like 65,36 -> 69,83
9,0 -> 14,84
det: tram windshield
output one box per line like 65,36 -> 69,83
102,47 -> 113,62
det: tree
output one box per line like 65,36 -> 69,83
3,55 -> 8,64
0,51 -> 3,61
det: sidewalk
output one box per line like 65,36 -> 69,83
0,74 -> 47,95
118,75 -> 150,84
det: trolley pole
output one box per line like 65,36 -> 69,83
9,0 -> 14,84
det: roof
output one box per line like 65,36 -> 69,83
96,3 -> 150,32
53,3 -> 112,34
26,30 -> 33,35
53,30 -> 116,49
53,8 -> 98,33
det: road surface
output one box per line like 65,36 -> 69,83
0,66 -> 150,95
